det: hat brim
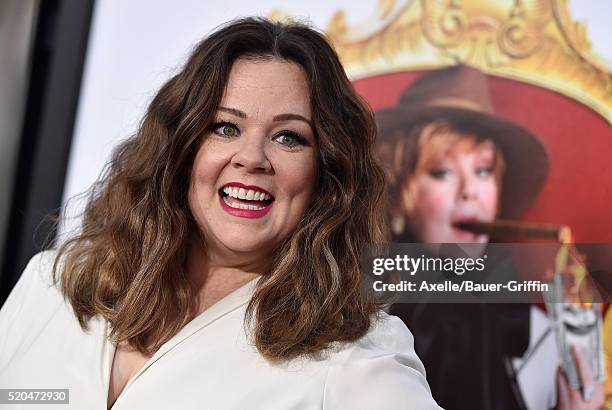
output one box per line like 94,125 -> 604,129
375,105 -> 550,218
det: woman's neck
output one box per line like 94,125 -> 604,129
185,238 -> 266,314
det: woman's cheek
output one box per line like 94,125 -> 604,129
409,185 -> 451,241
418,183 -> 453,221
479,181 -> 499,219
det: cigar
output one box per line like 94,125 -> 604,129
455,220 -> 572,243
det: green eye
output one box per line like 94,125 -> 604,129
273,131 -> 307,148
476,168 -> 493,177
221,125 -> 237,136
209,121 -> 239,137
276,134 -> 295,146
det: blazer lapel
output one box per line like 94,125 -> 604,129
110,277 -> 259,405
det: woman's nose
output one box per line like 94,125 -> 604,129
231,134 -> 271,173
458,174 -> 478,201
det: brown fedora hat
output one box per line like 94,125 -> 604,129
375,65 -> 549,218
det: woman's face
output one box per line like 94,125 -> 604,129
189,58 -> 317,261
402,136 -> 498,244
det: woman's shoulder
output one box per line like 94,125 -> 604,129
363,311 -> 419,352
0,250 -> 64,325
21,249 -> 59,283
335,311 -> 419,360
0,251 -> 66,367
11,250 -> 63,300
1,249 -> 63,309
321,311 -> 442,409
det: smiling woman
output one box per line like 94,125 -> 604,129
190,58 -> 317,255
0,17 -> 441,410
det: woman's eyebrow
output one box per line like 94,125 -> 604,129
218,106 -> 246,118
272,113 -> 313,128
218,106 -> 312,127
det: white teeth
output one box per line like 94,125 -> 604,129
222,185 -> 272,202
223,196 -> 266,210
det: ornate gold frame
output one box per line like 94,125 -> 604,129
273,0 -> 612,123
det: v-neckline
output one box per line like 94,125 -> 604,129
104,276 -> 260,409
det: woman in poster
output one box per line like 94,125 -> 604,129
377,64 -> 605,410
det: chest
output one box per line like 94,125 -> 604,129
1,309 -> 332,410
107,345 -> 151,409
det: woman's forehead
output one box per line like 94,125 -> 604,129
422,131 -> 495,158
219,58 -> 312,119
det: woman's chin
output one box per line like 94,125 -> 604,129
218,239 -> 268,255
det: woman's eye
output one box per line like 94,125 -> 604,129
476,167 -> 493,178
428,169 -> 450,180
273,131 -> 307,148
210,121 -> 239,137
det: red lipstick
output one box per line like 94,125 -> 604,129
219,182 -> 274,219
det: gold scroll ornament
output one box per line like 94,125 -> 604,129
271,0 -> 612,123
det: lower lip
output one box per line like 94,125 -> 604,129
219,194 -> 273,218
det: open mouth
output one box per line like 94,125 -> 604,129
219,185 -> 274,211
452,217 -> 479,228
452,218 -> 482,238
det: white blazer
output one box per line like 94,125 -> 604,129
0,251 -> 442,410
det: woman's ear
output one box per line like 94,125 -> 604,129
391,206 -> 406,236
390,179 -> 416,236
400,179 -> 416,215
496,184 -> 503,219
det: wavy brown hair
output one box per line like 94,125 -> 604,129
54,17 -> 388,361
